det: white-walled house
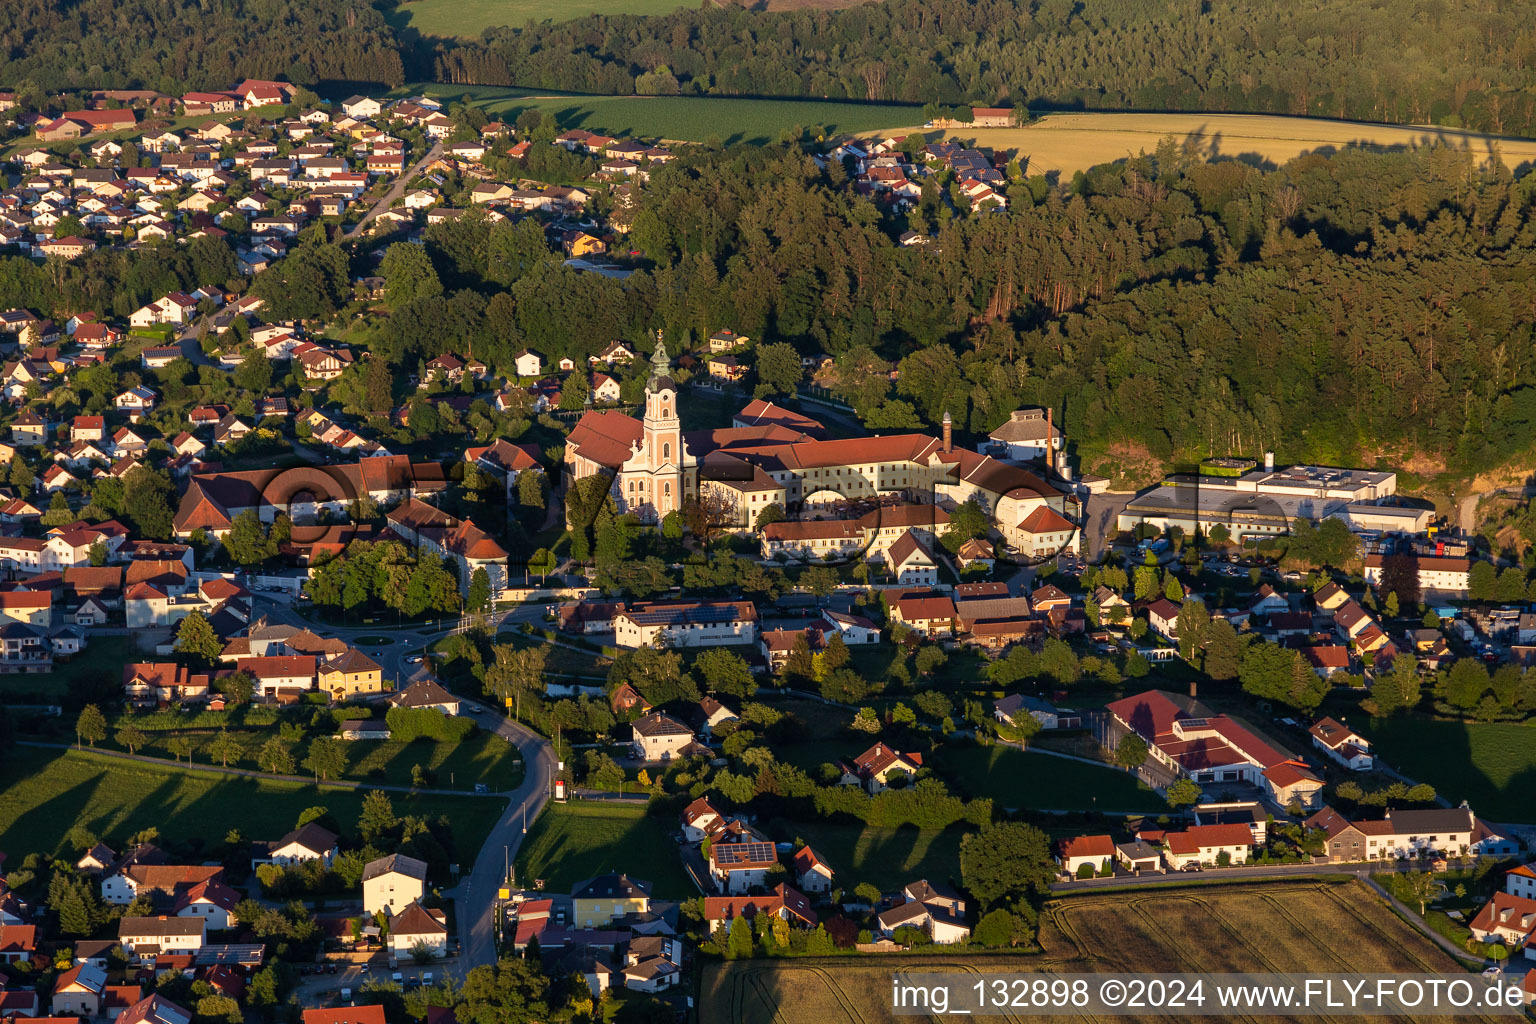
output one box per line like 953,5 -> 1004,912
363,854 -> 428,917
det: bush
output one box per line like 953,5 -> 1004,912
1075,862 -> 1095,879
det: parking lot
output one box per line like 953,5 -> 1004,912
290,960 -> 456,1005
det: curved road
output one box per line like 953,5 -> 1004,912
449,704 -> 558,972
247,593 -> 561,971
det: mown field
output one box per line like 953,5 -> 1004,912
390,0 -> 688,37
514,799 -> 695,897
90,727 -> 524,793
0,749 -> 506,863
1361,718 -> 1536,822
920,111 -> 1536,177
700,880 -> 1495,1023
772,820 -> 965,893
398,84 -> 919,145
935,745 -> 1165,813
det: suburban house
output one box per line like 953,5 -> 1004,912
0,924 -> 34,963
571,874 -> 651,928
876,880 -> 970,944
51,963 -> 107,1015
1056,835 -> 1115,876
708,838 -> 780,895
1469,893 -> 1536,959
791,846 -> 834,895
680,797 -> 722,843
101,863 -> 221,905
249,823 -> 338,867
702,886 -> 817,936
1160,824 -> 1254,870
114,993 -> 192,1024
117,916 -> 205,959
362,854 -> 428,917
1306,806 -> 1509,862
993,694 -> 1082,730
1508,864 -> 1536,901
839,742 -> 923,794
390,678 -> 461,716
629,713 -> 699,762
386,900 -> 448,959
1310,717 -> 1374,770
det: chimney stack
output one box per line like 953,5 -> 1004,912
1189,679 -> 1198,700
941,411 -> 952,453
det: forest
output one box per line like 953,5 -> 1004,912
0,0 -> 405,95
425,0 -> 1536,137
10,0 -> 1536,142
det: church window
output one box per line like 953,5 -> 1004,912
663,443 -> 671,461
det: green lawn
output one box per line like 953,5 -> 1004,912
0,749 -> 506,864
390,0 -> 690,37
100,728 -> 524,792
514,799 -> 694,897
0,637 -> 141,702
935,744 -> 1165,813
396,84 -> 921,145
1361,718 -> 1536,821
770,820 -> 966,894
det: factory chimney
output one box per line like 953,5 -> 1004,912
942,411 -> 952,453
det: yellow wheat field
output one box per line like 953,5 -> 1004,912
699,880 -> 1498,1024
891,112 -> 1536,177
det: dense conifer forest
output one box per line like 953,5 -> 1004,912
8,0 -> 1536,139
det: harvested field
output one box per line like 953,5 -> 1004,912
896,112 -> 1536,178
701,879 -> 1497,1024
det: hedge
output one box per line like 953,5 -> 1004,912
384,707 -> 476,742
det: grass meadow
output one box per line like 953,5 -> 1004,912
397,83 -> 919,145
934,744 -> 1166,813
513,799 -> 695,896
1361,717 -> 1536,821
0,749 -> 506,862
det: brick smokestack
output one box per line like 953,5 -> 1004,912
1047,406 -> 1054,464
942,411 -> 952,452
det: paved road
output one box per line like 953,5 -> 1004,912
447,703 -> 558,973
345,140 -> 443,240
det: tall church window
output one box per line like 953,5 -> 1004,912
663,443 -> 671,461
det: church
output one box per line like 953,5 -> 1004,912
563,339 -> 1077,555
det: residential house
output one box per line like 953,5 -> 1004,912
1310,717 -> 1373,770
572,874 -> 651,928
249,823 -> 337,867
316,649 -> 385,699
630,713 -> 697,762
362,854 -> 428,917
1056,835 -> 1115,876
1469,893 -> 1536,959
386,901 -> 448,959
0,924 -> 35,962
118,917 -> 205,960
708,838 -> 779,895
114,993 -> 192,1024
1160,824 -> 1253,870
839,742 -> 922,794
791,846 -> 834,895
876,880 -> 969,944
1306,805 -> 1500,862
51,963 -> 107,1015
389,678 -> 460,716
611,600 -> 758,649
